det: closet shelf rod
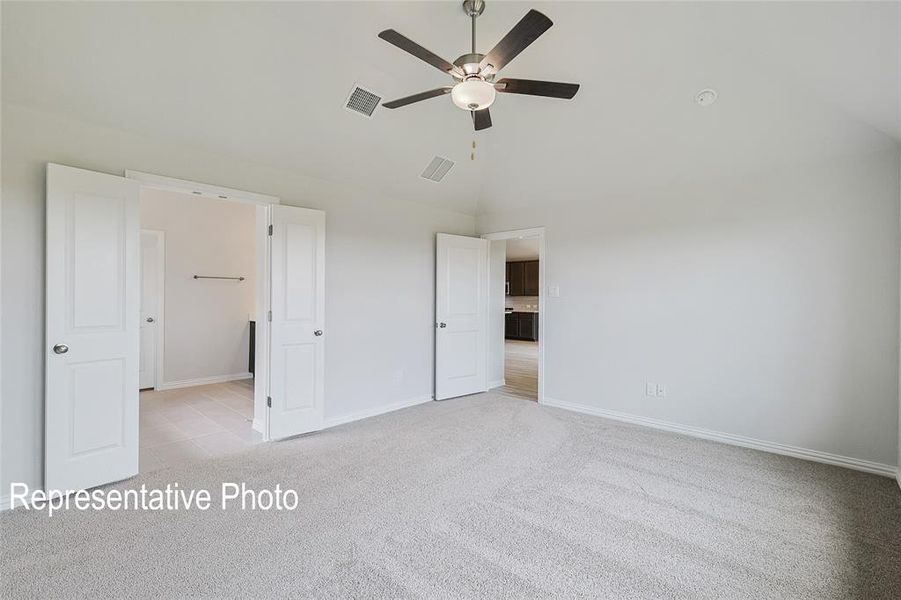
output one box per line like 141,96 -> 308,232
193,275 -> 245,281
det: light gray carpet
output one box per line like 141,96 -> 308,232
2,392 -> 900,599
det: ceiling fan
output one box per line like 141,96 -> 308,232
378,0 -> 580,131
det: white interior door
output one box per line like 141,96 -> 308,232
268,205 -> 325,439
435,233 -> 489,400
45,163 -> 140,492
139,231 -> 161,390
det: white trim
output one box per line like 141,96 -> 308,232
324,395 -> 432,429
0,495 -> 9,512
254,205 -> 272,441
543,397 -> 897,478
481,227 -> 546,404
156,372 -> 253,391
488,379 -> 505,389
125,170 -> 280,206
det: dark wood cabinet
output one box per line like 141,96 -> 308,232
523,261 -> 539,295
505,312 -> 539,341
507,261 -> 524,296
506,260 -> 538,296
505,314 -> 519,338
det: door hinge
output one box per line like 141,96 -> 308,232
267,396 -> 272,408
267,310 -> 272,322
268,224 -> 273,236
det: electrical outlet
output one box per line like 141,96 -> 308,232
656,384 -> 667,397
645,382 -> 656,397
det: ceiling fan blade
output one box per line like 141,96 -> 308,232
378,29 -> 464,77
472,108 -> 492,131
382,87 -> 452,109
495,78 -> 580,99
479,10 -> 553,74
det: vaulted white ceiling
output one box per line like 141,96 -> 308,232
3,1 -> 899,216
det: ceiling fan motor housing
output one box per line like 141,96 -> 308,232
453,53 -> 493,80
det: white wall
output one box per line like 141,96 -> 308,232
480,150 -> 901,468
0,103 -> 475,494
140,189 -> 256,386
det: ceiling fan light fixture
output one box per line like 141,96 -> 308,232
451,78 -> 496,111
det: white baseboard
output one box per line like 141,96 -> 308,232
252,418 -> 265,434
324,395 -> 432,429
488,379 -> 505,389
542,397 -> 897,478
156,372 -> 252,391
0,495 -> 9,512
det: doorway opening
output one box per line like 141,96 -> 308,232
484,228 -> 545,403
136,186 -> 265,472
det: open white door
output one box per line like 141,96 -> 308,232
45,164 -> 141,492
435,233 -> 489,400
268,205 -> 325,439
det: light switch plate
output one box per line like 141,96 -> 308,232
548,284 -> 560,298
645,383 -> 656,396
656,384 -> 667,397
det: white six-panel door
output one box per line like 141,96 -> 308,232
435,233 -> 489,400
45,164 -> 141,492
268,205 -> 325,439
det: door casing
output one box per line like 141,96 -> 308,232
481,227 -> 547,404
126,170 -> 279,439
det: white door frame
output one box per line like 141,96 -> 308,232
139,229 -> 165,390
481,227 -> 546,404
125,170 -> 279,440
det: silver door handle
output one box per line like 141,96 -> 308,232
438,322 -> 446,328
146,317 -> 155,323
53,344 -> 69,355
314,330 -> 323,336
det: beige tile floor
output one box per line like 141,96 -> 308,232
139,379 -> 263,473
500,340 -> 538,401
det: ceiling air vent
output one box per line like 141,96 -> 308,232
420,156 -> 454,182
344,84 -> 381,118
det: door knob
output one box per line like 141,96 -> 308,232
53,344 -> 69,355
438,322 -> 447,328
314,330 -> 323,336
146,317 -> 155,323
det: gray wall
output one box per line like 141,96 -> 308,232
479,150 -> 901,468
